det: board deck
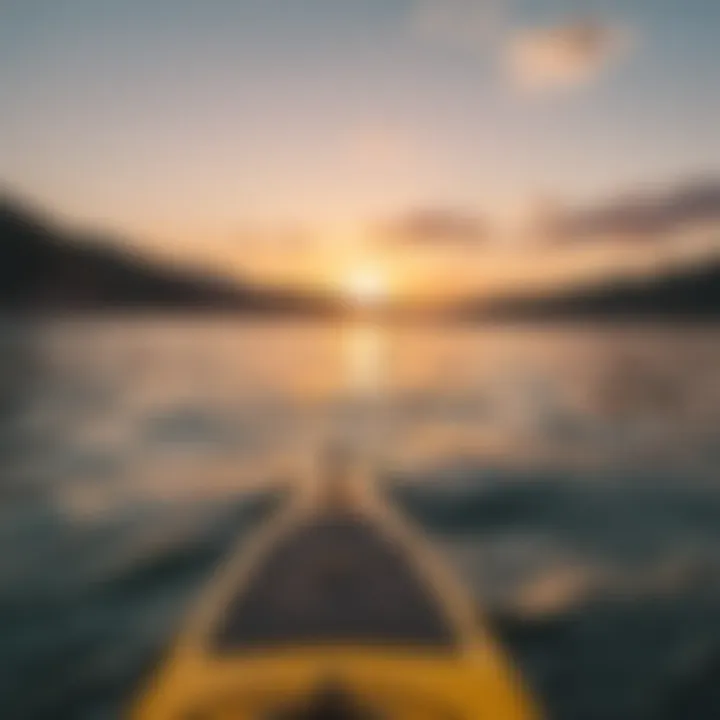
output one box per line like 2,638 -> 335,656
133,467 -> 540,719
213,513 -> 456,651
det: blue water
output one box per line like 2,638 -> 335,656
2,318 -> 720,719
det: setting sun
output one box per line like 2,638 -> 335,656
342,267 -> 388,306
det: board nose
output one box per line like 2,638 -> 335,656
317,441 -> 362,511
298,440 -> 376,514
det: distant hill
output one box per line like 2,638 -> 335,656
460,260 -> 720,321
6,193 -> 718,321
0,196 -> 337,314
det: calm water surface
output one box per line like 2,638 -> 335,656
2,318 -> 720,719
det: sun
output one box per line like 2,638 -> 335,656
342,266 -> 388,306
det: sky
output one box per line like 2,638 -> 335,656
1,0 -> 719,299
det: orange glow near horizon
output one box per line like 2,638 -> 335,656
341,266 -> 390,306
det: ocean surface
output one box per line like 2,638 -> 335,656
1,318 -> 720,719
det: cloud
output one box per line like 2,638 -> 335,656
410,4 -> 632,92
382,208 -> 489,246
542,178 -> 720,242
505,19 -> 630,90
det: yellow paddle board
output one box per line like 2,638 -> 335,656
134,458 -> 540,719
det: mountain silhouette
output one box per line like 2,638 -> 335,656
4,194 -> 719,319
0,195 -> 336,314
460,260 -> 720,321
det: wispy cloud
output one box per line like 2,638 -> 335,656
378,176 -> 720,254
505,19 -> 631,91
381,208 -> 489,246
540,178 -> 720,242
410,4 -> 632,92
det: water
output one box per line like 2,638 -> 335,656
2,318 -> 720,719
